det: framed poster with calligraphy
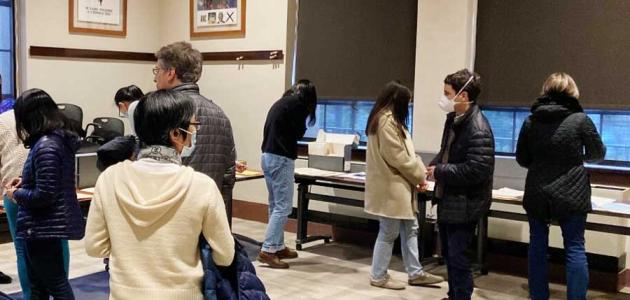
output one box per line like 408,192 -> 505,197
69,0 -> 127,36
190,0 -> 246,37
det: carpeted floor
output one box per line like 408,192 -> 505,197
6,236 -> 262,300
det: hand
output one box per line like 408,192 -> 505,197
235,160 -> 247,173
426,166 -> 436,181
5,177 -> 22,189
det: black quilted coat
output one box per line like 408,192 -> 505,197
173,83 -> 236,202
516,94 -> 606,221
431,104 -> 495,224
14,130 -> 85,240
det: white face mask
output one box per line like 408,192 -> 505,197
437,75 -> 475,113
178,128 -> 197,157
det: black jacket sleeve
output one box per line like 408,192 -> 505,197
515,118 -> 532,168
581,115 -> 606,163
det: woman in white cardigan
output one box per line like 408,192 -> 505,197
85,90 -> 234,300
364,82 -> 443,290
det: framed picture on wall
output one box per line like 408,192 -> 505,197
69,0 -> 127,36
190,0 -> 246,37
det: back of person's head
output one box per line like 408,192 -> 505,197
541,72 -> 580,99
444,69 -> 481,102
155,41 -> 203,83
134,90 -> 195,147
114,85 -> 144,105
284,79 -> 318,126
14,88 -> 75,146
365,81 -> 412,137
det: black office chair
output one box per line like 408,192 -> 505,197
85,117 -> 125,145
57,103 -> 86,137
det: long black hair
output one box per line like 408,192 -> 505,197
284,79 -> 317,126
365,81 -> 412,137
14,88 -> 77,147
134,90 -> 195,147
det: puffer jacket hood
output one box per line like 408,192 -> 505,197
113,160 -> 195,228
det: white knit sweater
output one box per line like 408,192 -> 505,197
85,159 -> 235,300
0,110 -> 29,192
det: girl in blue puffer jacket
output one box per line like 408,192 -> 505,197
6,88 -> 84,300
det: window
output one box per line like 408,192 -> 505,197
0,0 -> 15,100
483,107 -> 630,164
304,100 -> 413,145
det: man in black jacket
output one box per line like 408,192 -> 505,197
427,69 -> 495,300
153,42 -> 236,214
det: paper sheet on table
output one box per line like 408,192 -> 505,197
597,202 -> 630,214
237,170 -> 262,177
80,187 -> 95,193
295,167 -> 346,177
493,187 -> 524,199
591,196 -> 616,208
335,172 -> 366,181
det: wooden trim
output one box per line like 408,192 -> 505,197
201,50 -> 283,61
190,0 -> 246,38
68,0 -> 127,37
29,46 -> 155,61
29,46 -> 284,62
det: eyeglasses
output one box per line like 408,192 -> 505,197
189,121 -> 201,131
152,66 -> 164,75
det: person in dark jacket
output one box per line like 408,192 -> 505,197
6,88 -> 84,299
516,72 -> 605,300
153,41 -> 236,208
427,69 -> 495,300
258,79 -> 317,269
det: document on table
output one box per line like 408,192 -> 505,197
493,187 -> 524,199
294,167 -> 346,177
597,202 -> 630,215
335,172 -> 366,181
590,196 -> 616,209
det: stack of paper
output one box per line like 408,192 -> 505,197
493,187 -> 524,199
295,167 -> 346,177
591,196 -> 616,209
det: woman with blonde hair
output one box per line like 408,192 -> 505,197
516,72 -> 606,299
364,81 -> 443,290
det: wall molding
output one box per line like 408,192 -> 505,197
29,46 -> 284,62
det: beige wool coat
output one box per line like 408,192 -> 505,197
364,111 -> 426,220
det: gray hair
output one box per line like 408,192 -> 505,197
155,41 -> 203,83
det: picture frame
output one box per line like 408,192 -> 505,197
69,0 -> 127,36
190,0 -> 246,38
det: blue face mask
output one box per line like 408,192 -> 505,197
178,128 -> 197,157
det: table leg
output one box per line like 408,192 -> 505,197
296,182 -> 309,250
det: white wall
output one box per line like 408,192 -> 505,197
158,0 -> 292,206
413,0 -> 477,153
22,0 -> 159,130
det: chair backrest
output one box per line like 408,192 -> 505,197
88,117 -> 125,145
57,103 -> 84,136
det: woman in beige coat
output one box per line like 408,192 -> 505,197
365,82 -> 443,290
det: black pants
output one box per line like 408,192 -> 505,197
24,239 -> 74,300
439,222 -> 476,300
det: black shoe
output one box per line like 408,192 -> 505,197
0,271 -> 12,284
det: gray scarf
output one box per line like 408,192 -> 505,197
137,145 -> 182,165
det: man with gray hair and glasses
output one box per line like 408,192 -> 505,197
153,41 -> 237,218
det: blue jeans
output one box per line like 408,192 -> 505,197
261,153 -> 295,253
439,222 -> 476,300
528,214 -> 588,300
371,216 -> 424,280
4,196 -> 70,299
